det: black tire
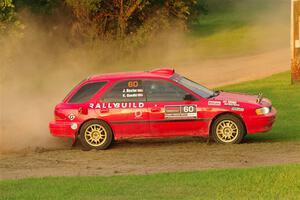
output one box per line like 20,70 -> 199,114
79,119 -> 113,150
211,114 -> 245,144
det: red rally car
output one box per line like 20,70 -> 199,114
49,68 -> 276,150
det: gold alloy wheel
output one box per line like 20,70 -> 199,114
216,120 -> 239,143
84,124 -> 107,147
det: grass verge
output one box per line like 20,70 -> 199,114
188,0 -> 289,58
1,164 -> 299,200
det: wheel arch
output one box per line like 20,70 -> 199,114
78,118 -> 115,139
209,112 -> 247,137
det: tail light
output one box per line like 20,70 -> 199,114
54,109 -> 66,120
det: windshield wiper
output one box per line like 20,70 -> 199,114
214,90 -> 220,96
207,90 -> 220,98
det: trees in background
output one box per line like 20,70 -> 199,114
65,0 -> 148,41
0,0 -> 22,35
65,0 -> 206,42
0,0 -> 206,44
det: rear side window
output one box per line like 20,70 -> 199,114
68,82 -> 106,103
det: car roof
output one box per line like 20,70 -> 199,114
88,68 -> 175,81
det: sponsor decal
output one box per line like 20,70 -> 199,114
70,122 -> 78,130
223,100 -> 240,107
231,107 -> 244,111
89,102 -> 145,109
68,114 -> 75,121
208,101 -> 221,106
165,105 -> 197,119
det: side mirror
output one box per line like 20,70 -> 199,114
184,94 -> 195,101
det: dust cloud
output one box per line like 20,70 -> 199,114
0,0 -> 290,153
0,13 -> 187,153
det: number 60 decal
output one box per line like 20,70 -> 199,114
128,81 -> 139,88
183,105 -> 196,113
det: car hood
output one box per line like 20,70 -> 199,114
212,92 -> 271,106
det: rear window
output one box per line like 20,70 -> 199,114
63,78 -> 86,102
68,81 -> 106,103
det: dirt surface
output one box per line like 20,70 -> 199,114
180,48 -> 289,87
1,138 -> 300,180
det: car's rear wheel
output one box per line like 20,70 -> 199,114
211,114 -> 245,144
79,120 -> 113,150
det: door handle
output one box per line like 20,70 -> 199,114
151,107 -> 161,112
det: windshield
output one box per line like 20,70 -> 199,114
171,74 -> 215,98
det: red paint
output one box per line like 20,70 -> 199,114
49,68 -> 277,141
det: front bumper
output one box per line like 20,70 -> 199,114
246,107 -> 277,134
49,120 -> 78,138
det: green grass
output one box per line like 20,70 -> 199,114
218,71 -> 300,142
1,165 -> 300,200
188,0 -> 289,58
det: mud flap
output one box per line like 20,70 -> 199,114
206,135 -> 214,145
71,136 -> 77,147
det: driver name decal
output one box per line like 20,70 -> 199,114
122,80 -> 144,98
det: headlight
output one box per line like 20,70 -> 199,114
256,107 -> 270,115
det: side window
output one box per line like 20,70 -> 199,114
101,80 -> 145,102
144,80 -> 192,102
68,81 -> 106,103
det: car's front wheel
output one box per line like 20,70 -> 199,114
79,120 -> 113,150
211,114 -> 245,144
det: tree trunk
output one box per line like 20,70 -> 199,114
118,17 -> 126,39
117,0 -> 126,39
